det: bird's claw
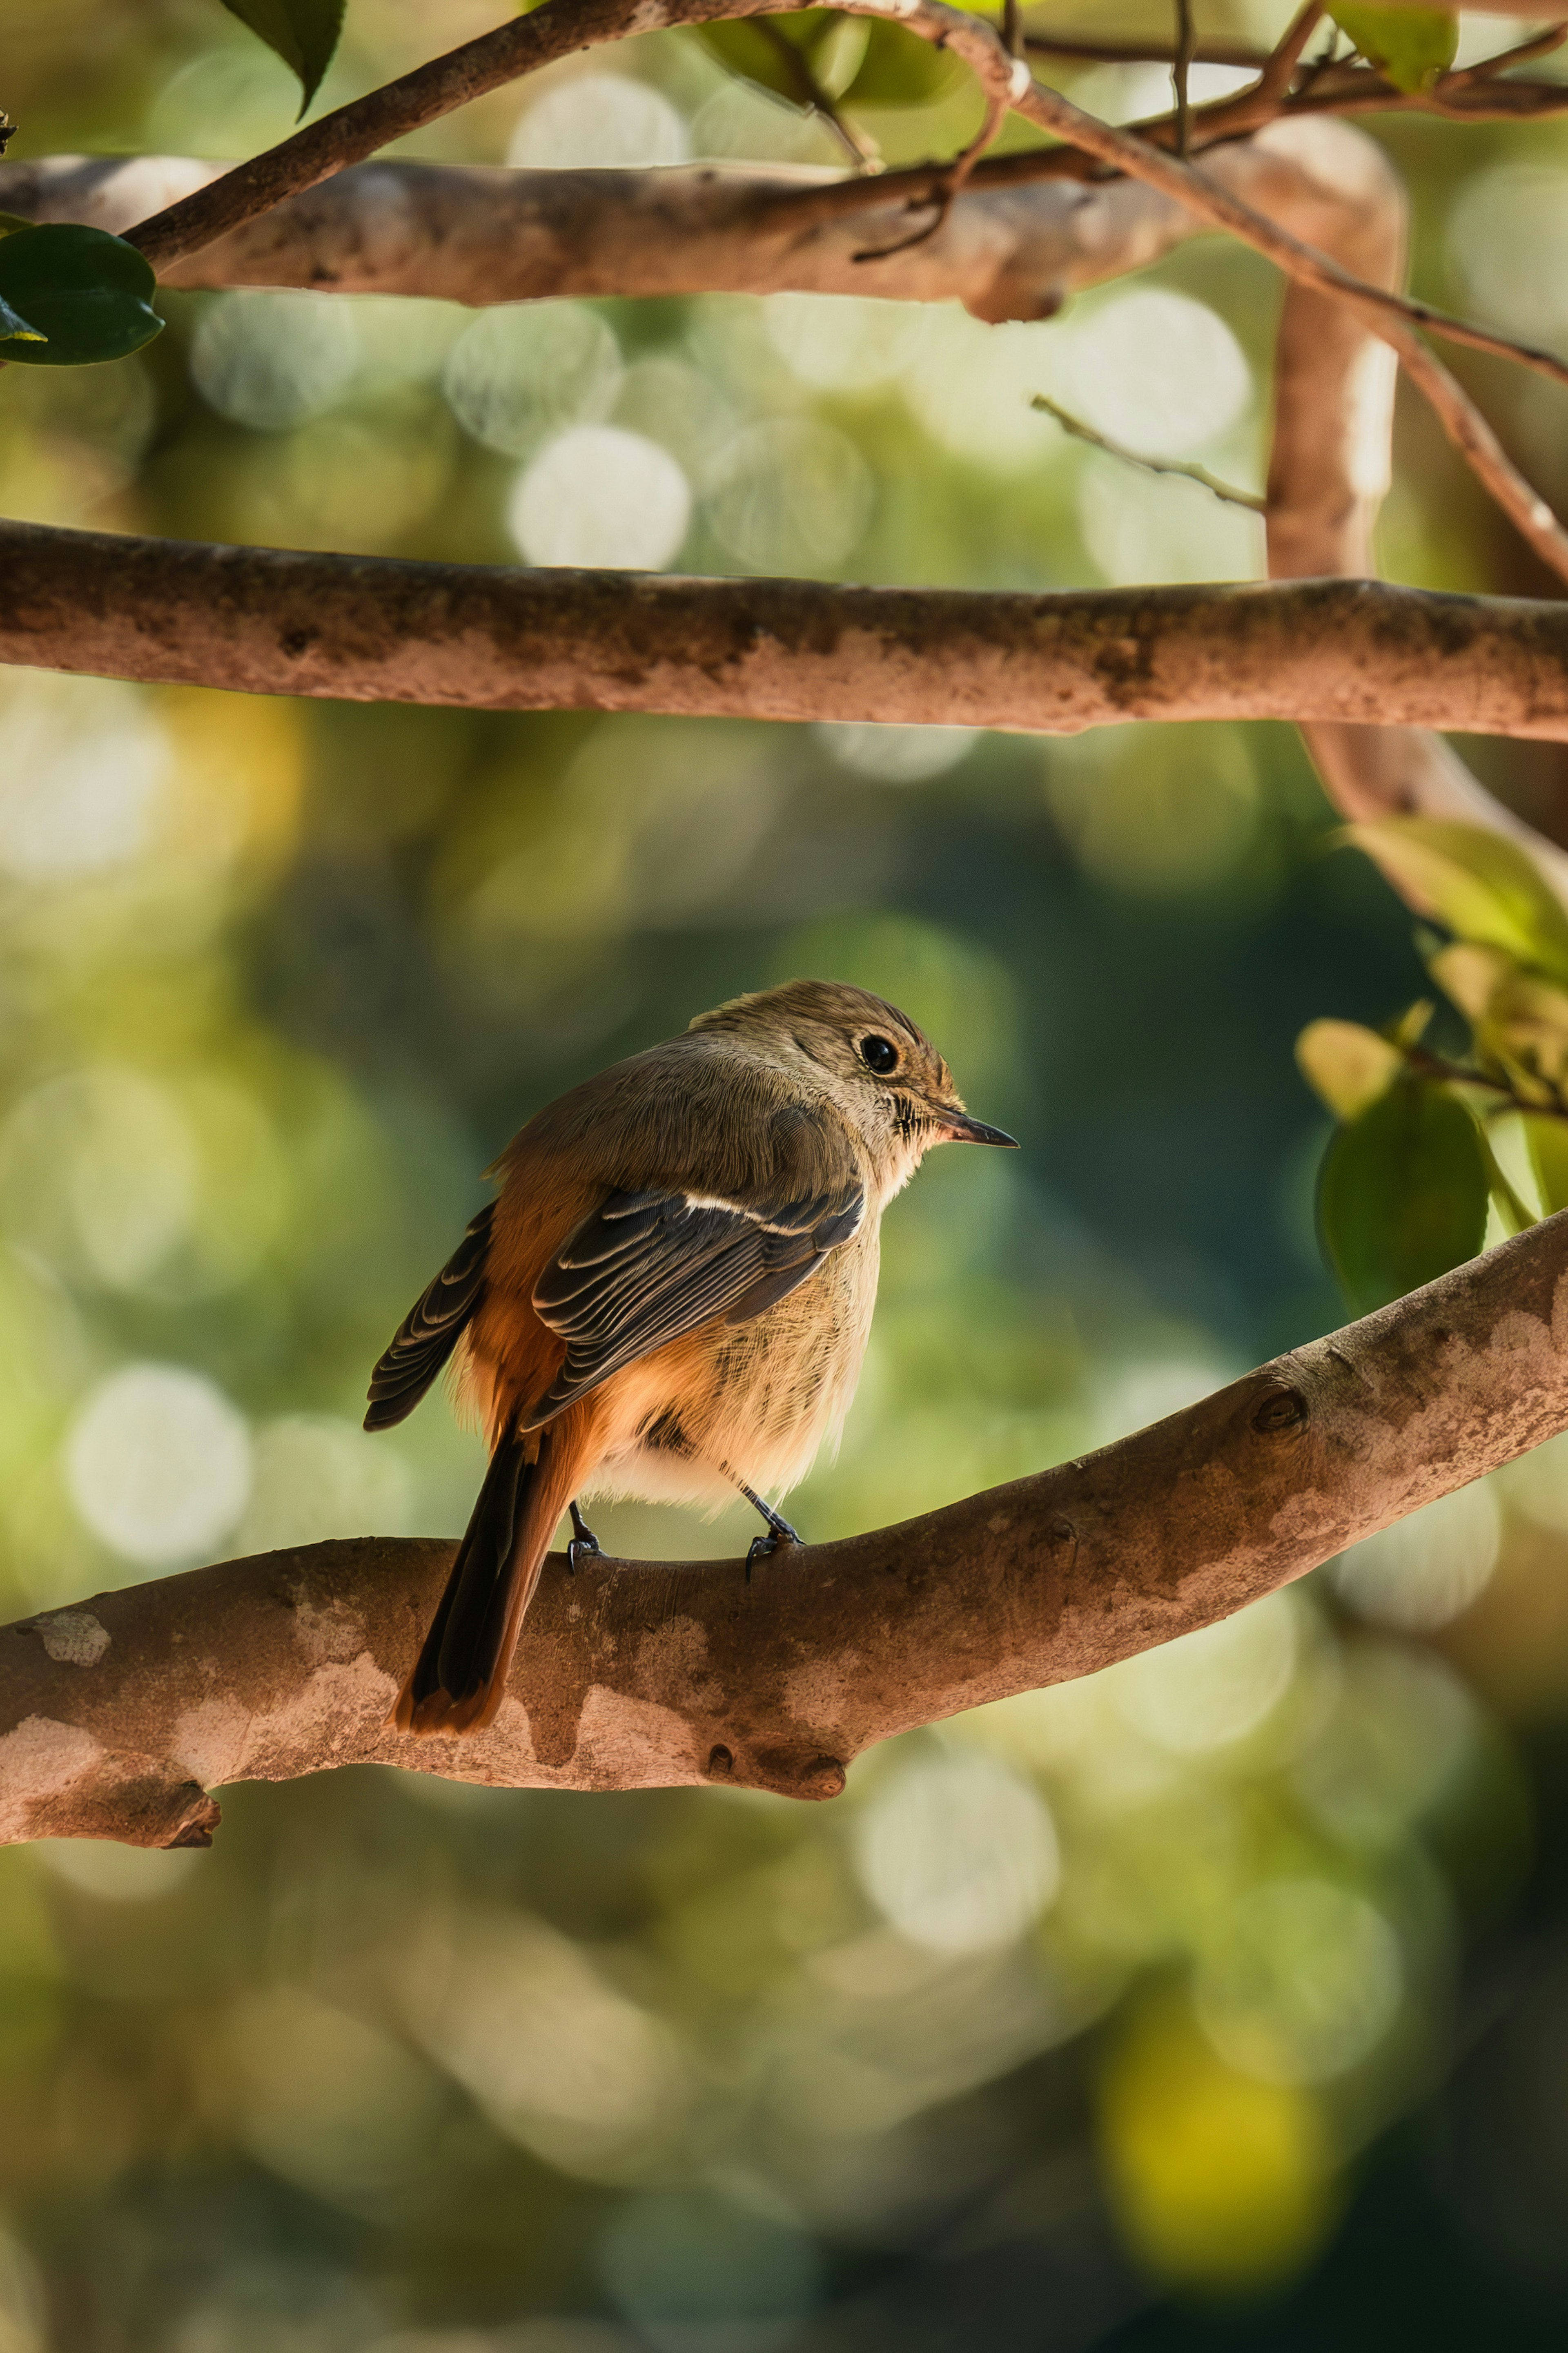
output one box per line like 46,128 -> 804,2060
566,1504 -> 602,1576
745,1523 -> 801,1583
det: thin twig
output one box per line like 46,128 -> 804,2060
1256,0 -> 1324,101
1031,393 -> 1267,509
1445,21 -> 1568,87
1393,326 -> 1568,587
1172,0 -> 1196,158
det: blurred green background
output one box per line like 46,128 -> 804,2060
5,1 -> 1568,2346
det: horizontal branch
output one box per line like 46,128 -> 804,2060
7,1209 -> 1568,1845
0,150 -> 1221,323
7,520 -> 1568,738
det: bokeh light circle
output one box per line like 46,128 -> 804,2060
1060,289 -> 1252,458
853,1750 -> 1060,1954
190,290 -> 362,430
1114,1592 -> 1298,1755
443,303 -> 623,459
1194,1878 -> 1403,2085
508,426 -> 691,569
1332,1481 -> 1501,1633
706,417 -> 873,572
65,1362 -> 252,1567
0,674 -> 168,882
507,75 -> 689,170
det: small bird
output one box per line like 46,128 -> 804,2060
367,979 -> 1017,1737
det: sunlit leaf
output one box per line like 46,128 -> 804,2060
1524,1113 -> 1568,1214
700,10 -> 865,107
219,0 -> 346,112
1317,1079 -> 1490,1314
0,224 -> 162,367
842,19 -> 964,107
1427,940 -> 1515,1024
1296,1019 -> 1403,1122
1344,819 -> 1568,984
1330,4 -> 1457,93
699,8 -> 957,111
1388,999 -> 1434,1051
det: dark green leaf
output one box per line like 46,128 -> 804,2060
1330,4 -> 1457,92
1317,1078 -> 1490,1315
219,0 -> 347,112
0,224 -> 163,367
0,291 -> 45,345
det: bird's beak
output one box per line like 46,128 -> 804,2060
925,1104 -> 1019,1148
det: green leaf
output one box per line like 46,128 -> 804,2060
0,291 -> 45,345
842,19 -> 964,107
1428,940 -> 1517,1024
1524,1113 -> 1568,1214
0,224 -> 162,367
1296,1018 -> 1403,1121
699,10 -> 866,108
219,0 -> 346,113
1317,1078 -> 1490,1314
1330,3 -> 1457,92
0,210 -> 38,238
1343,819 -> 1568,984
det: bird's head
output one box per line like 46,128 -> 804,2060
690,978 -> 1017,1190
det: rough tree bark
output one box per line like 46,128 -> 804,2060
7,527 -> 1568,741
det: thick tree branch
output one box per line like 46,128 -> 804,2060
117,0 -> 1016,275
7,1209 -> 1568,1847
0,151 -> 1221,325
6,519 -> 1568,738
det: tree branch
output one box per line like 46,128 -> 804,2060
8,1208 -> 1568,1847
1255,121 -> 1568,894
7,518 -> 1568,738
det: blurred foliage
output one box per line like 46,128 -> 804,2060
1300,822 -> 1568,1314
1330,5 -> 1459,97
2,3 -> 1568,2351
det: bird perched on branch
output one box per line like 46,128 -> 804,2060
366,979 -> 1017,1737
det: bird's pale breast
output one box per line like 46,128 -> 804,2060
584,1213 -> 883,1510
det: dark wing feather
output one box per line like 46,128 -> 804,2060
525,1180 -> 864,1428
364,1202 -> 495,1432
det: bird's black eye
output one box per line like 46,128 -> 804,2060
859,1034 -> 899,1075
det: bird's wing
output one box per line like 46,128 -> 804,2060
364,1202 -> 495,1432
525,1174 -> 864,1428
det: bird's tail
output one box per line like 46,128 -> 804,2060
391,1415 -> 586,1737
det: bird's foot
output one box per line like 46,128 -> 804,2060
566,1501 -> 602,1577
745,1515 -> 802,1583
